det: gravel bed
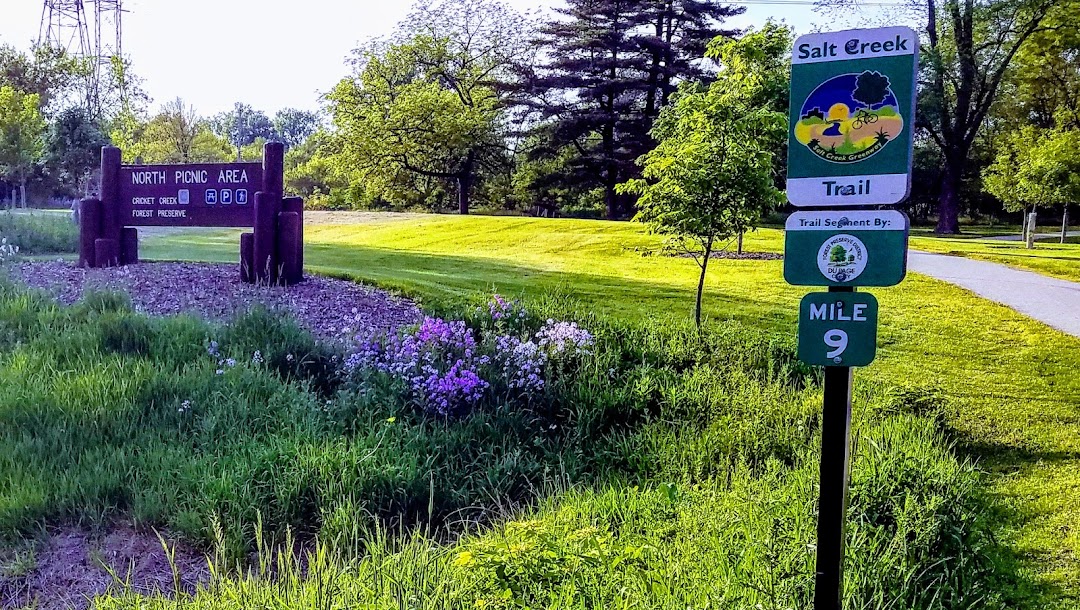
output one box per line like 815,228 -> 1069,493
11,261 -> 421,342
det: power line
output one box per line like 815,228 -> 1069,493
724,0 -> 908,5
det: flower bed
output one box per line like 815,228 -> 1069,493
343,295 -> 594,415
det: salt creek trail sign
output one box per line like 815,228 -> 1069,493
787,26 -> 918,207
783,26 -> 917,610
79,143 -> 305,285
784,210 -> 909,287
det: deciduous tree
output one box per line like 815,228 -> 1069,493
619,26 -> 788,326
0,86 -> 46,207
329,0 -> 528,213
984,126 -> 1080,244
273,108 -> 321,149
211,103 -> 276,160
917,0 -> 1059,233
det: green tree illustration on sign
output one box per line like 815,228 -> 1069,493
853,71 -> 890,109
830,244 -> 849,263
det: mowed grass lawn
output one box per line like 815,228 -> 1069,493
911,234 -> 1080,282
143,214 -> 1080,604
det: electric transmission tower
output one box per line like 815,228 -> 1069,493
38,0 -> 126,118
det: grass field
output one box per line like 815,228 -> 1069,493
0,212 -> 1076,607
0,210 -> 78,256
134,214 -> 1080,606
910,234 -> 1080,282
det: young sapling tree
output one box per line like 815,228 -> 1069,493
620,25 -> 788,327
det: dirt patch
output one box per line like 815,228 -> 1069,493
12,261 -> 421,342
0,526 -> 210,610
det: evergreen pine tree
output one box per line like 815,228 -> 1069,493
640,0 -> 744,118
522,0 -> 743,219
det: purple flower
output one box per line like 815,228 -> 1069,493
494,334 -> 547,392
536,320 -> 594,356
342,304 -> 595,415
344,316 -> 489,414
484,294 -> 526,329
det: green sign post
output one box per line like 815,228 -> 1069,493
785,210 -> 909,287
787,27 -> 918,207
784,26 -> 918,610
798,292 -> 879,367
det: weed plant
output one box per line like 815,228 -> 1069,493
0,280 -> 1027,608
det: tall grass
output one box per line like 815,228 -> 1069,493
0,210 -> 79,254
0,280 -> 1029,608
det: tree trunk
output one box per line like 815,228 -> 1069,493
737,232 -> 744,255
1063,207 -> 1070,244
695,236 -> 713,329
604,183 -> 619,220
457,151 -> 476,215
457,175 -> 471,215
19,177 -> 27,209
935,161 -> 962,234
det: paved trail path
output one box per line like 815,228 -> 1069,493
988,230 -> 1080,241
909,251 -> 1080,338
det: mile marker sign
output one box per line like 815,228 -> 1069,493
787,27 -> 918,207
798,292 -> 879,367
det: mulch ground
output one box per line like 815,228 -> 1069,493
0,526 -> 210,610
11,261 -> 421,342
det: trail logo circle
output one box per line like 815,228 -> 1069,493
794,70 -> 904,164
817,234 -> 868,283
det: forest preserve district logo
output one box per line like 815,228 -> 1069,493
818,234 -> 868,283
794,70 -> 905,163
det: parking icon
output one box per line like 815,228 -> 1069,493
205,189 -> 217,204
236,189 -> 248,205
178,189 -> 190,205
221,189 -> 232,204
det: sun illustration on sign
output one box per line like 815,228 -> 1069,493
795,71 -> 904,164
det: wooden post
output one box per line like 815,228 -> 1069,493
253,141 -> 287,284
240,232 -> 255,283
278,211 -> 302,285
78,198 -> 101,267
814,286 -> 855,610
99,146 -> 123,243
94,238 -> 120,268
282,196 -> 304,282
262,142 -> 284,199
120,227 -> 139,265
253,192 -> 280,284
1063,208 -> 1070,244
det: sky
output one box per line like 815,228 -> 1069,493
1,0 -> 833,117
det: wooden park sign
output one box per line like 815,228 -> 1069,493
79,142 -> 304,285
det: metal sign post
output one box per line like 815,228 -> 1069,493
816,350 -> 853,610
784,26 -> 918,610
